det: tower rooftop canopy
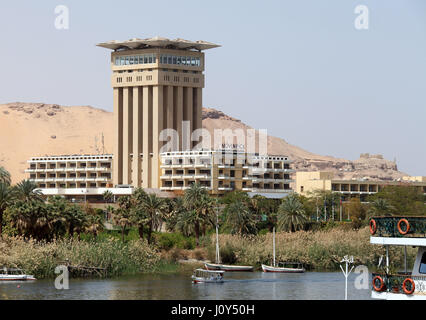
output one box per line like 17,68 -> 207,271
97,36 -> 220,52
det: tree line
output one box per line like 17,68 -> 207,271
1,166 -> 424,243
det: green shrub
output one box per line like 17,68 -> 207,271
154,232 -> 195,250
220,244 -> 237,264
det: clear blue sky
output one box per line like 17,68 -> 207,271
0,0 -> 425,176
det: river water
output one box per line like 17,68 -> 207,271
0,272 -> 372,300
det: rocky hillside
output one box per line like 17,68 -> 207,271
0,102 -> 406,183
202,108 -> 405,181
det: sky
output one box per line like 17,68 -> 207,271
0,0 -> 425,176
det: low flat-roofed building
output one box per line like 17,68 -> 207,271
403,176 -> 426,183
160,149 -> 295,198
26,154 -> 114,189
296,171 -> 426,202
25,150 -> 294,201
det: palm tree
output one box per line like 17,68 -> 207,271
182,183 -> 215,246
130,189 -> 149,240
176,209 -> 197,237
277,194 -> 308,232
163,197 -> 183,232
368,198 -> 394,218
64,204 -> 87,238
7,198 -> 53,241
0,182 -> 15,236
224,200 -> 257,235
113,196 -> 133,242
86,212 -> 104,238
0,167 -> 11,185
14,180 -> 43,202
103,190 -> 115,203
135,192 -> 167,244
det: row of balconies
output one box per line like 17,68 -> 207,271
31,173 -> 111,179
38,182 -> 108,189
160,174 -> 211,180
26,167 -> 111,173
242,188 -> 293,193
32,177 -> 110,183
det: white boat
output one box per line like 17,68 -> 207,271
192,268 -> 224,284
204,263 -> 254,272
261,228 -> 305,273
204,212 -> 253,272
0,267 -> 36,281
370,216 -> 426,300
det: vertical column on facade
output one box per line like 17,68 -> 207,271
142,86 -> 153,188
192,87 -> 203,148
183,86 -> 193,150
166,85 -> 175,150
122,87 -> 133,185
175,86 -> 183,151
132,87 -> 142,187
152,85 -> 164,189
113,87 -> 123,186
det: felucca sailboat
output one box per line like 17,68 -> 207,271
204,214 -> 253,272
261,227 -> 305,273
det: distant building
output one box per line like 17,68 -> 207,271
295,171 -> 426,202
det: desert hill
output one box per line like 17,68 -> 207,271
0,102 -> 406,184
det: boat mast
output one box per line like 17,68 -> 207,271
215,207 -> 221,264
273,227 -> 276,267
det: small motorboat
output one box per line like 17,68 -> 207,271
261,228 -> 305,273
0,267 -> 36,281
192,268 -> 225,284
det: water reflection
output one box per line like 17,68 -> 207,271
0,272 -> 372,300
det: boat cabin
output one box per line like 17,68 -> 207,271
0,267 -> 25,275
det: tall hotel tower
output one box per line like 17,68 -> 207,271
97,37 -> 220,188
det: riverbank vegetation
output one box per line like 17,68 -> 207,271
0,166 -> 424,278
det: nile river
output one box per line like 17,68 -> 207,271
0,272 -> 372,300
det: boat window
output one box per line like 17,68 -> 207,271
420,252 -> 426,274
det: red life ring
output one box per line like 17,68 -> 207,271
402,278 -> 415,295
372,275 -> 385,292
369,219 -> 377,235
397,219 -> 410,235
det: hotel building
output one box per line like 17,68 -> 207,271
296,171 -> 426,202
96,37 -> 220,189
26,150 -> 295,200
25,37 -> 295,201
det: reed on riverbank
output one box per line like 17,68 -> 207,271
208,226 -> 417,271
0,236 -> 162,279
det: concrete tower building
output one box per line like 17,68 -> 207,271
97,37 -> 220,188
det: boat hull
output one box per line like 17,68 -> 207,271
204,263 -> 254,272
261,264 -> 305,273
192,276 -> 224,284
